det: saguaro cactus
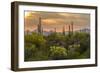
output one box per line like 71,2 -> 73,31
38,17 -> 42,34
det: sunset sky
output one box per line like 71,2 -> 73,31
24,11 -> 90,32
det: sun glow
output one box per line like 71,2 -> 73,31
25,12 -> 30,17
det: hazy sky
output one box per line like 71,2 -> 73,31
24,11 -> 90,32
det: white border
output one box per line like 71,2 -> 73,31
18,5 -> 96,68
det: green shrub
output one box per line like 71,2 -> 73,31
49,46 -> 67,60
24,44 -> 37,61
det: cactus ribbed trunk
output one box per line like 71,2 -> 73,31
38,17 -> 42,34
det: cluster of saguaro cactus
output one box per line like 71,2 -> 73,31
37,17 -> 74,35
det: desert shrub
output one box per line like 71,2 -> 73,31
49,46 -> 67,60
67,44 -> 81,59
24,44 -> 37,61
24,32 -> 90,61
46,33 -> 66,47
25,33 -> 46,49
79,48 -> 90,58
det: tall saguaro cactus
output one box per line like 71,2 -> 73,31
54,28 -> 56,33
71,22 -> 73,34
38,17 -> 42,34
62,26 -> 65,35
69,24 -> 71,36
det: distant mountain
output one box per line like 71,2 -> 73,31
75,28 -> 90,33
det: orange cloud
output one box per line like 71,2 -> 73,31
42,19 -> 57,24
24,11 -> 90,32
